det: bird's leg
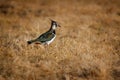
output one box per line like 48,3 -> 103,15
44,43 -> 49,53
44,43 -> 48,48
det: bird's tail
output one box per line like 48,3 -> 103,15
27,39 -> 37,44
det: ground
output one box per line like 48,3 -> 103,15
0,0 -> 120,80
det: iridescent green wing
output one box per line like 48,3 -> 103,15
37,32 -> 55,42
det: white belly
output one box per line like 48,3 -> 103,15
46,35 -> 56,45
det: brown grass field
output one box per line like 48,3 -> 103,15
0,0 -> 120,80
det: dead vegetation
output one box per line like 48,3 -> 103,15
0,0 -> 120,80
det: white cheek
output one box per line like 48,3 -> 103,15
52,25 -> 56,29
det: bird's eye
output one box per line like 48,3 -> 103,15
53,23 -> 57,25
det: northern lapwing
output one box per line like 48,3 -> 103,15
27,19 -> 61,45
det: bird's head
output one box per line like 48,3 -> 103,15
50,19 -> 61,30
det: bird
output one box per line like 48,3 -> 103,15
27,19 -> 61,45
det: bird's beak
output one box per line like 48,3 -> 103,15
58,24 -> 61,27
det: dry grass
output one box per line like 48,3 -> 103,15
0,0 -> 120,80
